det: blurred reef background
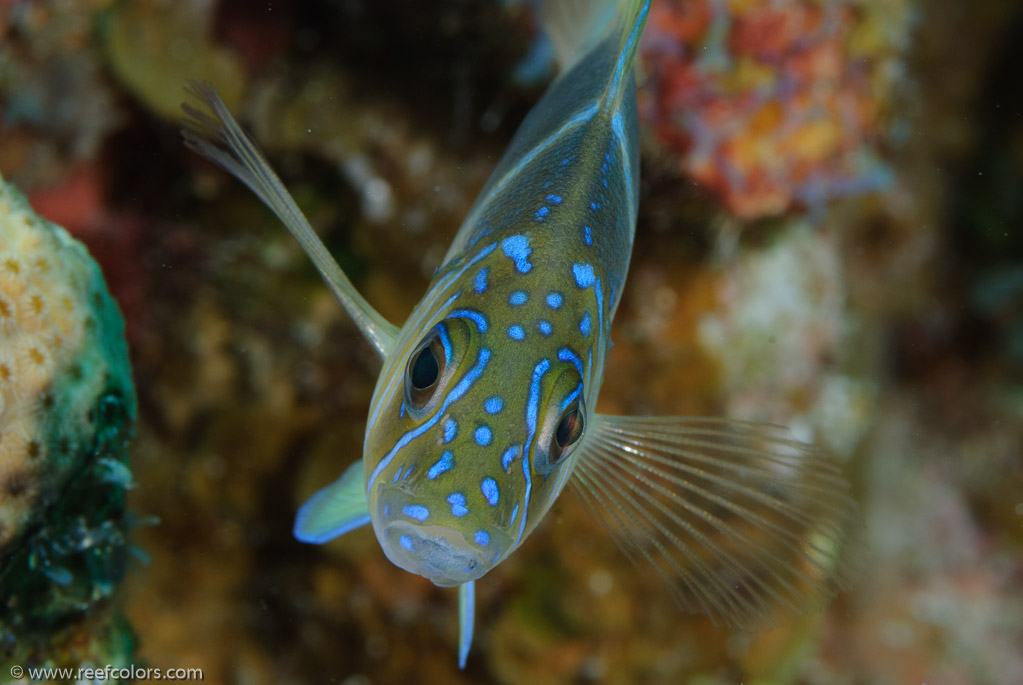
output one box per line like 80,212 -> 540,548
1,0 -> 1021,683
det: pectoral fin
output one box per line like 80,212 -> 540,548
572,414 -> 861,630
457,580 -> 475,669
181,81 -> 399,358
294,460 -> 371,544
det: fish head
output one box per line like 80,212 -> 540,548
362,242 -> 595,586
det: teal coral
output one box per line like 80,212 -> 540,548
0,174 -> 137,664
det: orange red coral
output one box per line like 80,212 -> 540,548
640,0 -> 903,218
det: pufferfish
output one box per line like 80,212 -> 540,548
182,0 -> 858,667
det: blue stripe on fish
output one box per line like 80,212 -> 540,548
449,309 -> 488,332
514,358 -> 550,549
367,347 -> 491,487
437,325 -> 453,363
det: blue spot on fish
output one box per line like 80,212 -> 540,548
501,235 -> 532,273
444,419 -> 457,443
583,225 -> 592,245
474,530 -> 490,546
427,451 -> 454,480
573,263 -> 595,288
475,425 -> 493,446
400,534 -> 413,551
481,478 -> 499,506
545,194 -> 562,204
509,291 -> 528,306
501,445 -> 519,470
580,312 -> 591,336
508,325 -> 525,340
485,396 -> 504,414
509,502 -> 520,525
538,320 -> 552,336
473,267 -> 489,293
590,201 -> 600,211
447,492 -> 469,517
546,292 -> 563,308
534,206 -> 550,221
402,505 -> 430,522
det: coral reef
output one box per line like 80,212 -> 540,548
0,175 -> 137,669
639,0 -> 911,218
0,0 -> 122,190
696,221 -> 876,457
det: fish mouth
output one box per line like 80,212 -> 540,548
374,486 -> 509,586
380,521 -> 488,586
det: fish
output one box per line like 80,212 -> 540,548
181,0 -> 859,668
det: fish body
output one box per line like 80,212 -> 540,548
362,7 -> 643,584
183,0 -> 858,668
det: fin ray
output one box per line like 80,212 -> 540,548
571,415 -> 861,630
181,81 -> 398,358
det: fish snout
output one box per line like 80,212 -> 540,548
374,486 -> 510,586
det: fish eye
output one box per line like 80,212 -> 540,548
405,329 -> 448,410
553,404 -> 584,457
534,371 -> 586,475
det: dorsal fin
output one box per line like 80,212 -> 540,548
541,0 -> 650,102
443,0 -> 650,264
541,0 -> 620,71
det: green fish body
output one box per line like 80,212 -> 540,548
183,0 -> 857,668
